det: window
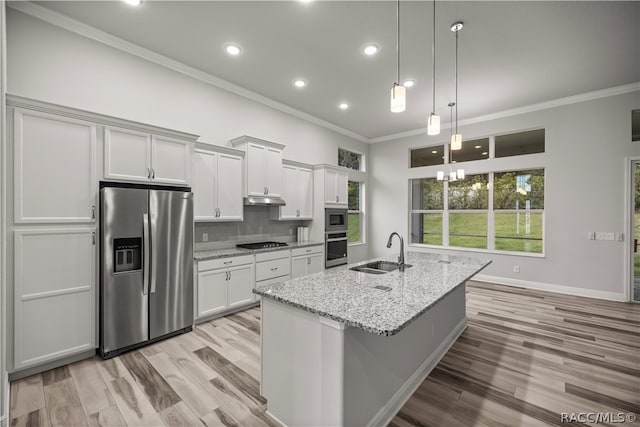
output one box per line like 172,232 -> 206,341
348,181 -> 363,243
409,169 -> 545,254
452,138 -> 490,162
633,110 -> 640,141
494,169 -> 544,253
448,174 -> 489,249
495,129 -> 545,158
410,145 -> 445,167
338,148 -> 362,171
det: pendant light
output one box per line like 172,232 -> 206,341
390,0 -> 406,113
437,102 -> 464,181
450,21 -> 463,150
427,0 -> 440,135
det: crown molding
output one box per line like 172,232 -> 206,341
370,82 -> 640,144
7,1 -> 370,144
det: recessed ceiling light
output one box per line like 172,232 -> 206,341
474,145 -> 481,149
338,102 -> 350,110
482,151 -> 488,155
293,79 -> 307,88
363,44 -> 379,56
431,150 -> 438,154
122,0 -> 141,5
225,44 -> 241,56
402,79 -> 415,88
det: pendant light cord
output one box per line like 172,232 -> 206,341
396,0 -> 400,85
431,0 -> 436,113
454,28 -> 458,135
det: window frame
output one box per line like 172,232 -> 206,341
338,147 -> 365,172
347,180 -> 365,245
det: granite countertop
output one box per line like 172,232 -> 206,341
253,252 -> 491,336
194,241 -> 324,261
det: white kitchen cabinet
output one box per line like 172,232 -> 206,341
324,167 -> 348,206
291,245 -> 324,279
230,135 -> 285,198
13,228 -> 96,370
275,161 -> 313,220
104,126 -> 192,186
196,254 -> 256,320
13,108 -> 97,223
193,145 -> 244,222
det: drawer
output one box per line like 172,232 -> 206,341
291,245 -> 323,257
256,257 -> 291,281
255,249 -> 291,263
256,274 -> 290,287
198,254 -> 254,272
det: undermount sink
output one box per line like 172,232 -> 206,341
350,260 -> 412,274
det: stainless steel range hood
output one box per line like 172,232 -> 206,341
244,196 -> 286,206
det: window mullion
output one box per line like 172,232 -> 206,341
488,172 -> 495,250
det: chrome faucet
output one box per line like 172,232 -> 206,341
386,232 -> 405,268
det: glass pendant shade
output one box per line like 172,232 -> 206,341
427,113 -> 440,135
437,170 -> 444,181
449,171 -> 457,182
390,85 -> 406,113
451,133 -> 462,150
457,169 -> 465,179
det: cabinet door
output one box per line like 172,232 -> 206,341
308,253 -> 324,275
104,126 -> 151,182
14,228 -> 96,369
246,143 -> 267,196
14,109 -> 97,223
298,168 -> 313,219
265,148 -> 283,197
291,256 -> 308,279
336,171 -> 348,206
217,153 -> 244,221
324,169 -> 337,204
197,269 -> 228,318
279,165 -> 298,219
227,264 -> 255,309
193,150 -> 217,221
152,136 -> 191,186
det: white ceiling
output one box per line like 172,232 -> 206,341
29,1 -> 640,141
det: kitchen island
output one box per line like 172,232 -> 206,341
253,252 -> 490,427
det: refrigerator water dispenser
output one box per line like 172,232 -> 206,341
113,237 -> 142,273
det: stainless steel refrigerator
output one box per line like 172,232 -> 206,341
99,182 -> 194,359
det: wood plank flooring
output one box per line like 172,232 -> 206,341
10,282 -> 640,427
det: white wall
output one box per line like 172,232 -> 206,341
5,8 -> 370,263
370,92 -> 640,300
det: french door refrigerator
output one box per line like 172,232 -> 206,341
99,182 -> 194,359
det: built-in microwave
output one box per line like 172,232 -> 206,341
325,208 -> 347,232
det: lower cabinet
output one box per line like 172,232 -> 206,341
291,245 -> 324,279
196,254 -> 255,320
13,228 -> 96,370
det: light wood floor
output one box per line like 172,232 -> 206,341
10,282 -> 640,427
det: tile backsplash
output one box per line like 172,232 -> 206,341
194,205 -> 308,250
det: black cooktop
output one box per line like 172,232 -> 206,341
236,241 -> 289,250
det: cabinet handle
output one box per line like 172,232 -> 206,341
264,186 -> 267,195
91,232 -> 96,245
224,260 -> 233,265
91,205 -> 96,219
296,209 -> 300,217
270,267 -> 278,271
228,271 -> 232,280
336,195 -> 339,203
152,169 -> 156,179
307,257 -> 311,265
147,168 -> 152,179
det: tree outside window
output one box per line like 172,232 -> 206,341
348,181 -> 362,243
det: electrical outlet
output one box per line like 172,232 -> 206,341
202,233 -> 208,242
595,232 -> 615,241
616,233 -> 624,241
588,232 -> 596,240
513,265 -> 520,273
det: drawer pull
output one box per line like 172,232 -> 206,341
224,261 -> 233,265
270,267 -> 278,271
306,249 -> 312,252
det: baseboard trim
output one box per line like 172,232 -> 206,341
9,349 -> 96,381
265,410 -> 287,427
366,318 -> 467,427
473,275 -> 626,302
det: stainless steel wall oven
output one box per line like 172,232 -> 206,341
325,208 -> 348,267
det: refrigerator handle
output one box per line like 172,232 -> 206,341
150,212 -> 158,294
143,213 -> 150,296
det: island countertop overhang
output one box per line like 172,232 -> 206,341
253,252 -> 491,336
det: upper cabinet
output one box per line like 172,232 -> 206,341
192,144 -> 244,222
274,160 -> 313,220
231,135 -> 285,198
13,108 -> 97,223
104,126 -> 193,186
324,167 -> 348,206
